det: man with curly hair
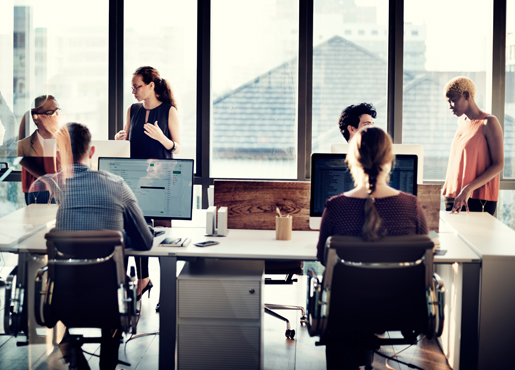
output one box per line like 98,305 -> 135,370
338,102 -> 376,142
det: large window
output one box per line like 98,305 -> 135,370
210,0 -> 299,178
402,0 -> 493,180
0,1 -> 108,215
124,0 -> 197,166
498,1 -> 515,229
506,0 -> 515,179
312,0 -> 388,153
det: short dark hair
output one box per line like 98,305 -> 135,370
338,103 -> 377,142
66,122 -> 91,162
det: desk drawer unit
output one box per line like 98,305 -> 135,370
177,259 -> 264,370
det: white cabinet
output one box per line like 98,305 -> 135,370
177,259 -> 264,370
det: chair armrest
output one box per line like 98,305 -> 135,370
306,268 -> 324,337
433,273 -> 445,338
307,267 -> 318,279
34,266 -> 48,327
3,266 -> 17,335
3,266 -> 28,336
433,273 -> 445,292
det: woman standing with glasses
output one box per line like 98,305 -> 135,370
17,95 -> 61,204
115,66 -> 181,310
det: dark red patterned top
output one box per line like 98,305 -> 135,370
316,192 -> 428,263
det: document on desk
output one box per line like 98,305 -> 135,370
160,237 -> 191,247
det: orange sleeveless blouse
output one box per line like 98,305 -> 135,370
442,112 -> 500,202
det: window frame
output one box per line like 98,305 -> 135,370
4,0 -> 515,200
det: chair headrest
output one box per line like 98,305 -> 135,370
45,230 -> 124,259
326,234 -> 434,263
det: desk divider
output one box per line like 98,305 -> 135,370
214,180 -> 311,231
213,180 -> 441,233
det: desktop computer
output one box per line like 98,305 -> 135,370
309,153 -> 418,229
98,157 -> 194,221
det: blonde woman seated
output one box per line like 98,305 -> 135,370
316,126 -> 428,369
316,126 -> 428,262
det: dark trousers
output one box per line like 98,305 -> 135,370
100,328 -> 123,370
444,197 -> 497,216
134,256 -> 149,279
59,328 -> 122,370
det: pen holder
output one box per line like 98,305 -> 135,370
276,216 -> 292,240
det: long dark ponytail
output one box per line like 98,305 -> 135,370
346,127 -> 394,241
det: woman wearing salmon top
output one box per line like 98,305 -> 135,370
442,77 -> 504,216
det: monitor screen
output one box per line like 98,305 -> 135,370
330,143 -> 424,184
98,157 -> 194,220
310,153 -> 418,218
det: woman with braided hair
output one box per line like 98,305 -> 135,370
316,126 -> 427,264
316,126 -> 428,369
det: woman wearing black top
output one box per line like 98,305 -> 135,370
116,66 -> 181,308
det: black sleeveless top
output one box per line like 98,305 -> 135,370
128,102 -> 174,159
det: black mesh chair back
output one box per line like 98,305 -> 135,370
35,230 -> 136,333
307,234 -> 444,347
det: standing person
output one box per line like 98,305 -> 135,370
338,102 -> 376,142
115,66 -> 181,309
316,126 -> 428,369
17,95 -> 61,204
442,77 -> 504,216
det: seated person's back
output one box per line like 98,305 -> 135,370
54,122 -> 152,251
316,126 -> 428,370
51,122 -> 152,370
316,126 -> 427,263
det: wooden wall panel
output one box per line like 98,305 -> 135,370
417,184 -> 441,233
214,180 -> 311,231
214,180 -> 441,233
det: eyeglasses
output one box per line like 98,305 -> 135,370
131,85 -> 144,92
31,108 -> 60,120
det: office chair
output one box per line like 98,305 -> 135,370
34,230 -> 138,369
264,260 -> 307,340
306,234 -> 445,370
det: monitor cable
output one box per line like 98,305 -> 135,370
374,335 -> 426,370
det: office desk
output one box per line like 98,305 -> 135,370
3,206 -> 482,370
441,211 -> 515,370
0,204 -> 58,250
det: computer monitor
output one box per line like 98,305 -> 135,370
331,143 -> 424,184
309,153 -> 418,229
98,157 -> 194,220
90,140 -> 130,170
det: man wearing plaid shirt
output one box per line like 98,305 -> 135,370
55,122 -> 153,370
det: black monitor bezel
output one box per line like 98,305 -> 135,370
310,153 -> 418,218
98,157 -> 195,221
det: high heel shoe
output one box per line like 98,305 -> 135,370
136,280 -> 153,301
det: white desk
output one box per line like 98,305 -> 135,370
441,211 -> 515,370
2,206 -> 483,370
0,204 -> 58,250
